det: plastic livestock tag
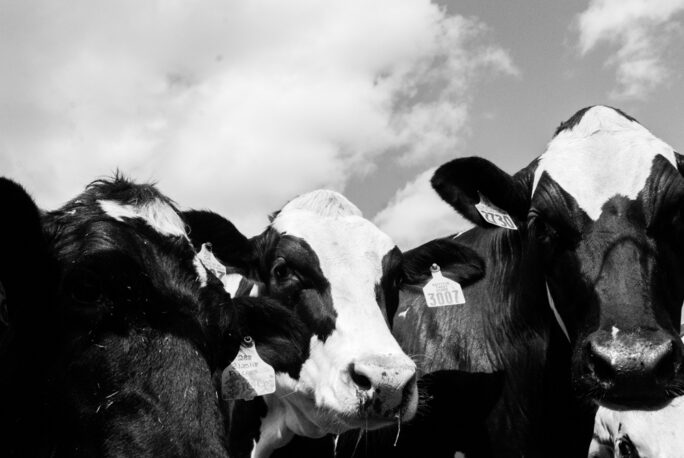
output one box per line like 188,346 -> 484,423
422,264 -> 465,307
221,336 -> 276,401
475,193 -> 517,230
197,243 -> 227,278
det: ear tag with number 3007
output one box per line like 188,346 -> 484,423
221,336 -> 276,401
423,264 -> 466,307
475,192 -> 517,230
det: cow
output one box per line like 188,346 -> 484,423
431,105 -> 684,405
183,190 -> 486,457
0,176 -> 302,457
589,395 -> 684,457
397,105 -> 684,455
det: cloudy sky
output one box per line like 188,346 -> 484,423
2,0 -> 684,248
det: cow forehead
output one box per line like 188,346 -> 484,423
98,199 -> 188,238
272,210 -> 395,273
532,107 -> 677,221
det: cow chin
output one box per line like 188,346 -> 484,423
273,372 -> 418,437
273,336 -> 419,436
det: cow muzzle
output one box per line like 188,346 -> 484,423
582,329 -> 683,405
347,354 -> 418,425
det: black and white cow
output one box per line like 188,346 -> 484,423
0,176 -> 302,457
432,106 -> 684,407
184,190 -> 484,457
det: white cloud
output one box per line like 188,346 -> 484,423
576,0 -> 684,99
0,0 -> 515,235
374,168 -> 473,249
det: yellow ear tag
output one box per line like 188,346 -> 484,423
221,336 -> 276,401
422,264 -> 465,307
474,192 -> 517,230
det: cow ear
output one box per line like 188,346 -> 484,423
182,210 -> 254,270
402,237 -> 485,287
674,152 -> 684,175
431,157 -> 533,227
0,178 -> 56,329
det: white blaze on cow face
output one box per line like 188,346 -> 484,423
270,190 -> 418,434
100,198 -> 216,290
532,106 -> 677,220
98,199 -> 188,238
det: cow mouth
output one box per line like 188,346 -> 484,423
576,373 -> 684,409
281,383 -> 418,435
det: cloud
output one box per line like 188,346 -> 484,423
575,0 -> 684,99
374,168 -> 473,249
0,0 -> 515,235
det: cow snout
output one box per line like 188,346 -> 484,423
584,330 -> 682,403
348,355 -> 417,420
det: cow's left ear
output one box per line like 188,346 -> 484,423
402,238 -> 485,287
183,210 -> 254,271
431,157 -> 533,226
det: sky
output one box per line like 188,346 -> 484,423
2,0 -> 684,249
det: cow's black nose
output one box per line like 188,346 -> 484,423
585,331 -> 681,391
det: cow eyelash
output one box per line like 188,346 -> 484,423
272,258 -> 295,282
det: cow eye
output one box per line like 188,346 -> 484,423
530,216 -> 558,244
272,258 -> 293,282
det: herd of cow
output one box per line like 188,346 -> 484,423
1,105 -> 683,457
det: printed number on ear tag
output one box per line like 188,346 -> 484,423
422,264 -> 465,308
197,243 -> 227,278
221,336 -> 276,401
474,193 -> 517,230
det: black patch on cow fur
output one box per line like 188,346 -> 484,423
183,212 -> 336,378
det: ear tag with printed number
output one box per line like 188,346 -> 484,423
474,192 -> 517,230
423,264 -> 466,307
197,243 -> 227,279
221,336 -> 276,401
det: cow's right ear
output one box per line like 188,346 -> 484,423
182,210 -> 254,271
431,157 -> 532,226
0,178 -> 56,329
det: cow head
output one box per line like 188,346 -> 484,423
432,106 -> 684,406
185,190 -> 418,439
33,176 -> 269,456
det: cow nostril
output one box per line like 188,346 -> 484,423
587,342 -> 615,385
402,373 -> 417,398
349,363 -> 373,391
652,341 -> 677,381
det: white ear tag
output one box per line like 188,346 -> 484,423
475,192 -> 517,230
221,336 -> 276,401
197,243 -> 227,278
422,264 -> 465,307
